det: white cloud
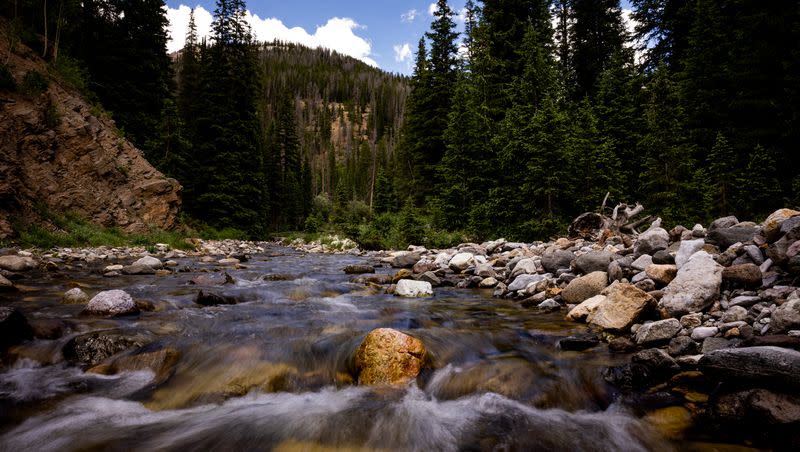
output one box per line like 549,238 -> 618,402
428,3 -> 438,16
401,9 -> 418,23
393,43 -> 412,63
166,5 -> 378,67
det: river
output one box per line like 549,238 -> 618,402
0,247 -> 712,451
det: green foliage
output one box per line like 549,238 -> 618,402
21,70 -> 49,97
0,63 -> 15,91
43,95 -> 61,129
50,56 -> 90,94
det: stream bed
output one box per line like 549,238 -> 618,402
0,247 -> 748,451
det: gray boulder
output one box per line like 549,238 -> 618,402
84,290 -> 138,316
0,255 -> 37,272
541,249 -> 574,273
634,227 -> 669,256
634,319 -> 681,345
710,216 -> 739,230
395,279 -> 433,297
659,251 -> 723,317
675,239 -> 705,269
62,287 -> 90,304
561,271 -> 608,304
574,251 -> 614,274
132,256 -> 162,269
707,227 -> 757,250
772,299 -> 800,333
508,274 -> 547,292
699,346 -> 800,389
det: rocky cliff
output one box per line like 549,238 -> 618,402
0,38 -> 181,239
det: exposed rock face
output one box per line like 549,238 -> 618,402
355,328 -> 426,385
0,40 -> 181,238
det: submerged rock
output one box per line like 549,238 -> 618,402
62,287 -> 89,305
699,346 -> 800,389
195,290 -> 238,306
342,264 -> 375,274
63,330 -> 151,367
355,328 -> 426,385
0,307 -> 34,352
84,290 -> 138,316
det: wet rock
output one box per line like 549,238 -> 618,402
771,299 -> 800,333
565,294 -> 606,322
355,328 -> 426,385
448,252 -> 474,272
391,269 -> 413,283
644,406 -> 692,440
675,239 -> 705,269
668,336 -> 698,356
0,307 -> 34,352
763,208 -> 800,242
635,227 -> 669,256
707,227 -> 757,249
395,279 -> 433,297
0,255 -> 37,272
635,319 -> 681,345
391,252 -> 421,269
0,273 -> 14,291
132,255 -> 162,269
507,274 -> 547,292
191,272 -> 235,285
645,264 -> 677,286
587,282 -> 653,332
84,290 -> 138,316
121,264 -> 157,275
62,287 -> 89,304
195,290 -> 237,306
541,249 -> 575,273
88,346 -> 180,385
608,337 -> 637,353
412,260 -> 435,274
722,264 -> 762,288
217,258 -> 240,266
748,389 -> 800,424
342,264 -> 375,274
478,277 -> 498,288
561,271 -> 608,304
632,348 -> 680,376
63,330 -> 151,367
557,333 -> 600,351
104,264 -> 124,272
700,346 -> 800,389
573,251 -> 613,274
417,271 -> 441,287
659,251 -> 723,317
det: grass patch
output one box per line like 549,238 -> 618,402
20,69 -> 49,98
14,212 -> 195,251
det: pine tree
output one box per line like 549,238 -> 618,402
395,38 -> 431,201
705,132 -> 736,217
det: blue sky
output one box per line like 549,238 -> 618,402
165,1 -> 633,75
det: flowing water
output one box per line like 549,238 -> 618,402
0,247 -> 690,451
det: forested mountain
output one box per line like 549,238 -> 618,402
2,0 -> 798,246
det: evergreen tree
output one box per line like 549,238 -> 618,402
396,38 -> 431,201
704,132 -> 736,217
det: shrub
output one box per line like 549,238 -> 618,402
51,56 -> 90,94
21,70 -> 49,98
0,63 -> 15,91
43,95 -> 61,128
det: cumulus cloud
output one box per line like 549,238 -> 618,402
401,9 -> 418,23
393,43 -> 412,63
428,3 -> 438,16
166,5 -> 377,67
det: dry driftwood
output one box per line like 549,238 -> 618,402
568,197 -> 651,240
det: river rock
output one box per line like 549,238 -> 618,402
668,336 -> 698,356
541,249 -> 575,273
122,264 -> 157,275
675,239 -> 705,269
707,227 -> 757,250
478,277 -> 498,288
417,271 -> 441,287
391,252 -> 421,269
449,252 -> 474,272
722,264 -> 762,287
132,255 -> 162,269
711,216 -> 739,230
631,254 -> 654,271
0,255 -> 37,272
635,227 -> 669,256
587,282 -> 653,332
0,307 -> 34,352
691,326 -> 718,340
63,330 -> 151,367
574,251 -> 614,274
89,346 -> 181,386
62,287 -> 89,304
565,294 -> 607,322
343,264 -> 375,274
720,305 -> 748,323
561,271 -> 608,304
635,319 -> 681,345
763,208 -> 800,242
632,348 -> 680,377
84,290 -> 138,316
699,346 -> 800,389
507,274 -> 547,292
771,299 -> 800,333
558,333 -> 600,351
355,328 -> 426,385
195,290 -> 237,306
652,250 -> 675,265
645,264 -> 678,286
701,337 -> 731,353
0,273 -> 14,291
659,251 -> 723,317
509,258 -> 539,278
395,279 -> 433,297
217,258 -> 240,266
